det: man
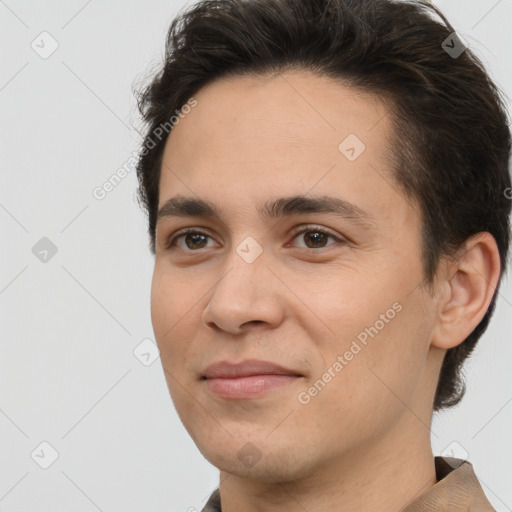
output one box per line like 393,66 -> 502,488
134,0 -> 511,510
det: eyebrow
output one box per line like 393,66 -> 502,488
156,194 -> 377,229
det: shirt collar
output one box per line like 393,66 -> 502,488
404,456 -> 495,511
201,457 -> 495,512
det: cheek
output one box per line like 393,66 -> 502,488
150,268 -> 193,361
150,266 -> 213,380
299,313 -> 426,450
289,263 -> 387,347
301,266 -> 428,398
151,266 -> 200,335
341,300 -> 430,415
150,270 -> 171,341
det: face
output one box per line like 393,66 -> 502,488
151,70 -> 441,483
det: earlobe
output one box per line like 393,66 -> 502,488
430,232 -> 501,350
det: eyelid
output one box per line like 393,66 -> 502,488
164,224 -> 346,251
287,224 -> 345,246
164,226 -> 216,250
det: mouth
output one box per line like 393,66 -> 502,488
201,358 -> 303,400
202,374 -> 302,400
201,358 -> 302,379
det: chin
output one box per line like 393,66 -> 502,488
201,442 -> 316,484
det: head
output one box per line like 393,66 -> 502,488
135,0 -> 511,481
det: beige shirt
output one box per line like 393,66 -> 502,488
201,457 -> 495,511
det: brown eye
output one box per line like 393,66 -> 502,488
302,230 -> 329,248
289,226 -> 343,249
165,225 -> 345,252
166,229 -> 214,251
182,232 -> 209,250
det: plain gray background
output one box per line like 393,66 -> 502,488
1,0 -> 511,510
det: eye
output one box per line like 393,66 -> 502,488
165,228 -> 216,251
164,224 -> 344,252
288,225 -> 344,250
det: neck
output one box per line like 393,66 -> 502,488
218,422 -> 437,512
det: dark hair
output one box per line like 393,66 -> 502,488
134,0 -> 511,411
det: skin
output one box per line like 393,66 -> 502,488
150,69 -> 501,512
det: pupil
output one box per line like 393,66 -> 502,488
186,233 -> 207,249
306,231 -> 326,248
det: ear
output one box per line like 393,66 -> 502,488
430,232 -> 501,350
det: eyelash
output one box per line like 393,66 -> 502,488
164,225 -> 344,252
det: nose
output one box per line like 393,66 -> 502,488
201,246 -> 286,335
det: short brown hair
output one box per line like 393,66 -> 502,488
134,0 -> 511,411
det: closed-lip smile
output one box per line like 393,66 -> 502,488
201,359 -> 303,400
201,358 -> 303,379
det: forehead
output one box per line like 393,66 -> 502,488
164,69 -> 391,162
158,69 -> 410,226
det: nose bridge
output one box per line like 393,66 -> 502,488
202,234 -> 284,332
214,233 -> 270,300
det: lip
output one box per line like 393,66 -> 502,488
201,359 -> 303,400
201,359 -> 302,379
204,374 -> 300,399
